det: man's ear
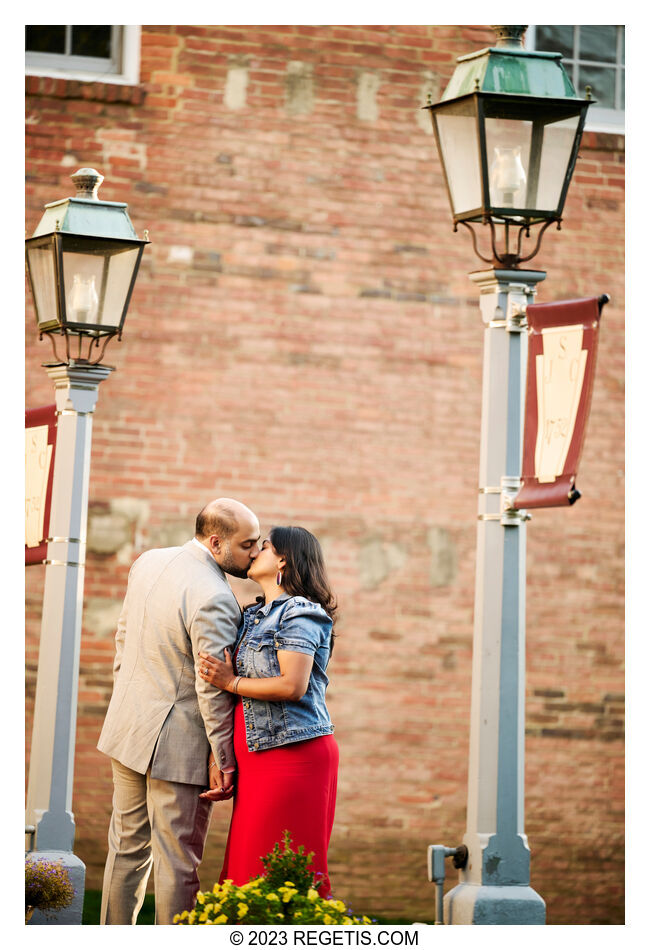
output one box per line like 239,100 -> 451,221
210,534 -> 221,553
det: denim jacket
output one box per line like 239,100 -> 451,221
233,593 -> 334,752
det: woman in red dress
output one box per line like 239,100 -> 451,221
198,526 -> 338,895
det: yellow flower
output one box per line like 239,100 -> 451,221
199,910 -> 209,922
362,916 -> 371,924
266,893 -> 280,902
323,914 -> 334,925
172,914 -> 180,923
330,900 -> 346,913
237,902 -> 249,918
196,892 -> 206,904
284,880 -> 295,887
278,885 -> 297,903
307,888 -> 319,901
342,917 -> 352,925
215,914 -> 228,924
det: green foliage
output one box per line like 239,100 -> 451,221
25,856 -> 75,917
174,831 -> 371,926
260,829 -> 317,895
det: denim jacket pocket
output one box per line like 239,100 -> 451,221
248,635 -> 281,678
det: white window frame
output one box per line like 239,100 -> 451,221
526,25 -> 624,135
25,25 -> 141,86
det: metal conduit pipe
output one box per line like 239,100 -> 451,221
427,844 -> 469,924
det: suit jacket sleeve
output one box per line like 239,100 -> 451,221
112,563 -> 134,682
189,592 -> 240,772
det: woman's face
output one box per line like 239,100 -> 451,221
247,538 -> 286,583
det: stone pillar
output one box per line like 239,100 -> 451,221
25,362 -> 113,925
444,270 -> 547,925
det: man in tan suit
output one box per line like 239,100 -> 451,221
97,498 -> 260,924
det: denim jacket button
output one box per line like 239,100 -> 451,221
254,742 -> 259,749
254,619 -> 260,624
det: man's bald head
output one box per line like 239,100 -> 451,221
195,498 -> 257,542
195,498 -> 260,578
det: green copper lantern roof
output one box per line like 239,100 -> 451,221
30,168 -> 143,241
441,25 -> 581,101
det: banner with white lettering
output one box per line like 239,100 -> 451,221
513,296 -> 606,509
25,405 -> 57,565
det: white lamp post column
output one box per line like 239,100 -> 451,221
25,362 -> 113,925
25,168 -> 147,925
444,269 -> 546,924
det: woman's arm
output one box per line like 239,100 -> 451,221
197,647 -> 313,702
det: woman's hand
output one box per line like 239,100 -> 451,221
200,761 -> 235,802
197,648 -> 237,691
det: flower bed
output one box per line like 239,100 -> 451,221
174,832 -> 371,926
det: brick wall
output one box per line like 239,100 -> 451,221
25,25 -> 624,924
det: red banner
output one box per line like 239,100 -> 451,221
25,404 -> 57,565
514,297 -> 606,509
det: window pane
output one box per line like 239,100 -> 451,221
580,25 -> 617,64
579,65 -> 616,109
71,25 -> 112,59
25,26 -> 66,54
536,26 -> 575,60
621,70 -> 625,109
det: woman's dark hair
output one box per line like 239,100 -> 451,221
270,526 -> 338,632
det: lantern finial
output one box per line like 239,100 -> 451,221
70,168 -> 104,201
490,26 -> 527,49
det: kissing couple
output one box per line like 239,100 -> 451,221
97,498 -> 338,924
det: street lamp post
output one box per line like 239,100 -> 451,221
424,27 -> 592,924
25,169 -> 148,924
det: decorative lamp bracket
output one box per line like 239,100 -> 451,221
501,476 -> 531,525
506,295 -> 528,333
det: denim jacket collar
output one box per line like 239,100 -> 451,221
245,592 -> 291,618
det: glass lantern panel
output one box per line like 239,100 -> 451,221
433,103 -> 482,217
536,115 -> 581,211
61,250 -> 106,326
61,243 -> 140,329
26,242 -> 59,329
484,117 -> 533,210
103,246 -> 141,325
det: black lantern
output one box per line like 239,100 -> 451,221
425,26 -> 593,267
26,168 -> 149,364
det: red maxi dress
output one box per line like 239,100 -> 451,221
219,685 -> 339,896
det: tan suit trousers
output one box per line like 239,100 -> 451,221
100,759 -> 212,925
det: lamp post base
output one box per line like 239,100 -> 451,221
26,851 -> 86,925
444,882 -> 546,925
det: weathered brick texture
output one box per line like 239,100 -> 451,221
26,26 -> 624,924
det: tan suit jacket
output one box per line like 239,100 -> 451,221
97,540 -> 241,786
